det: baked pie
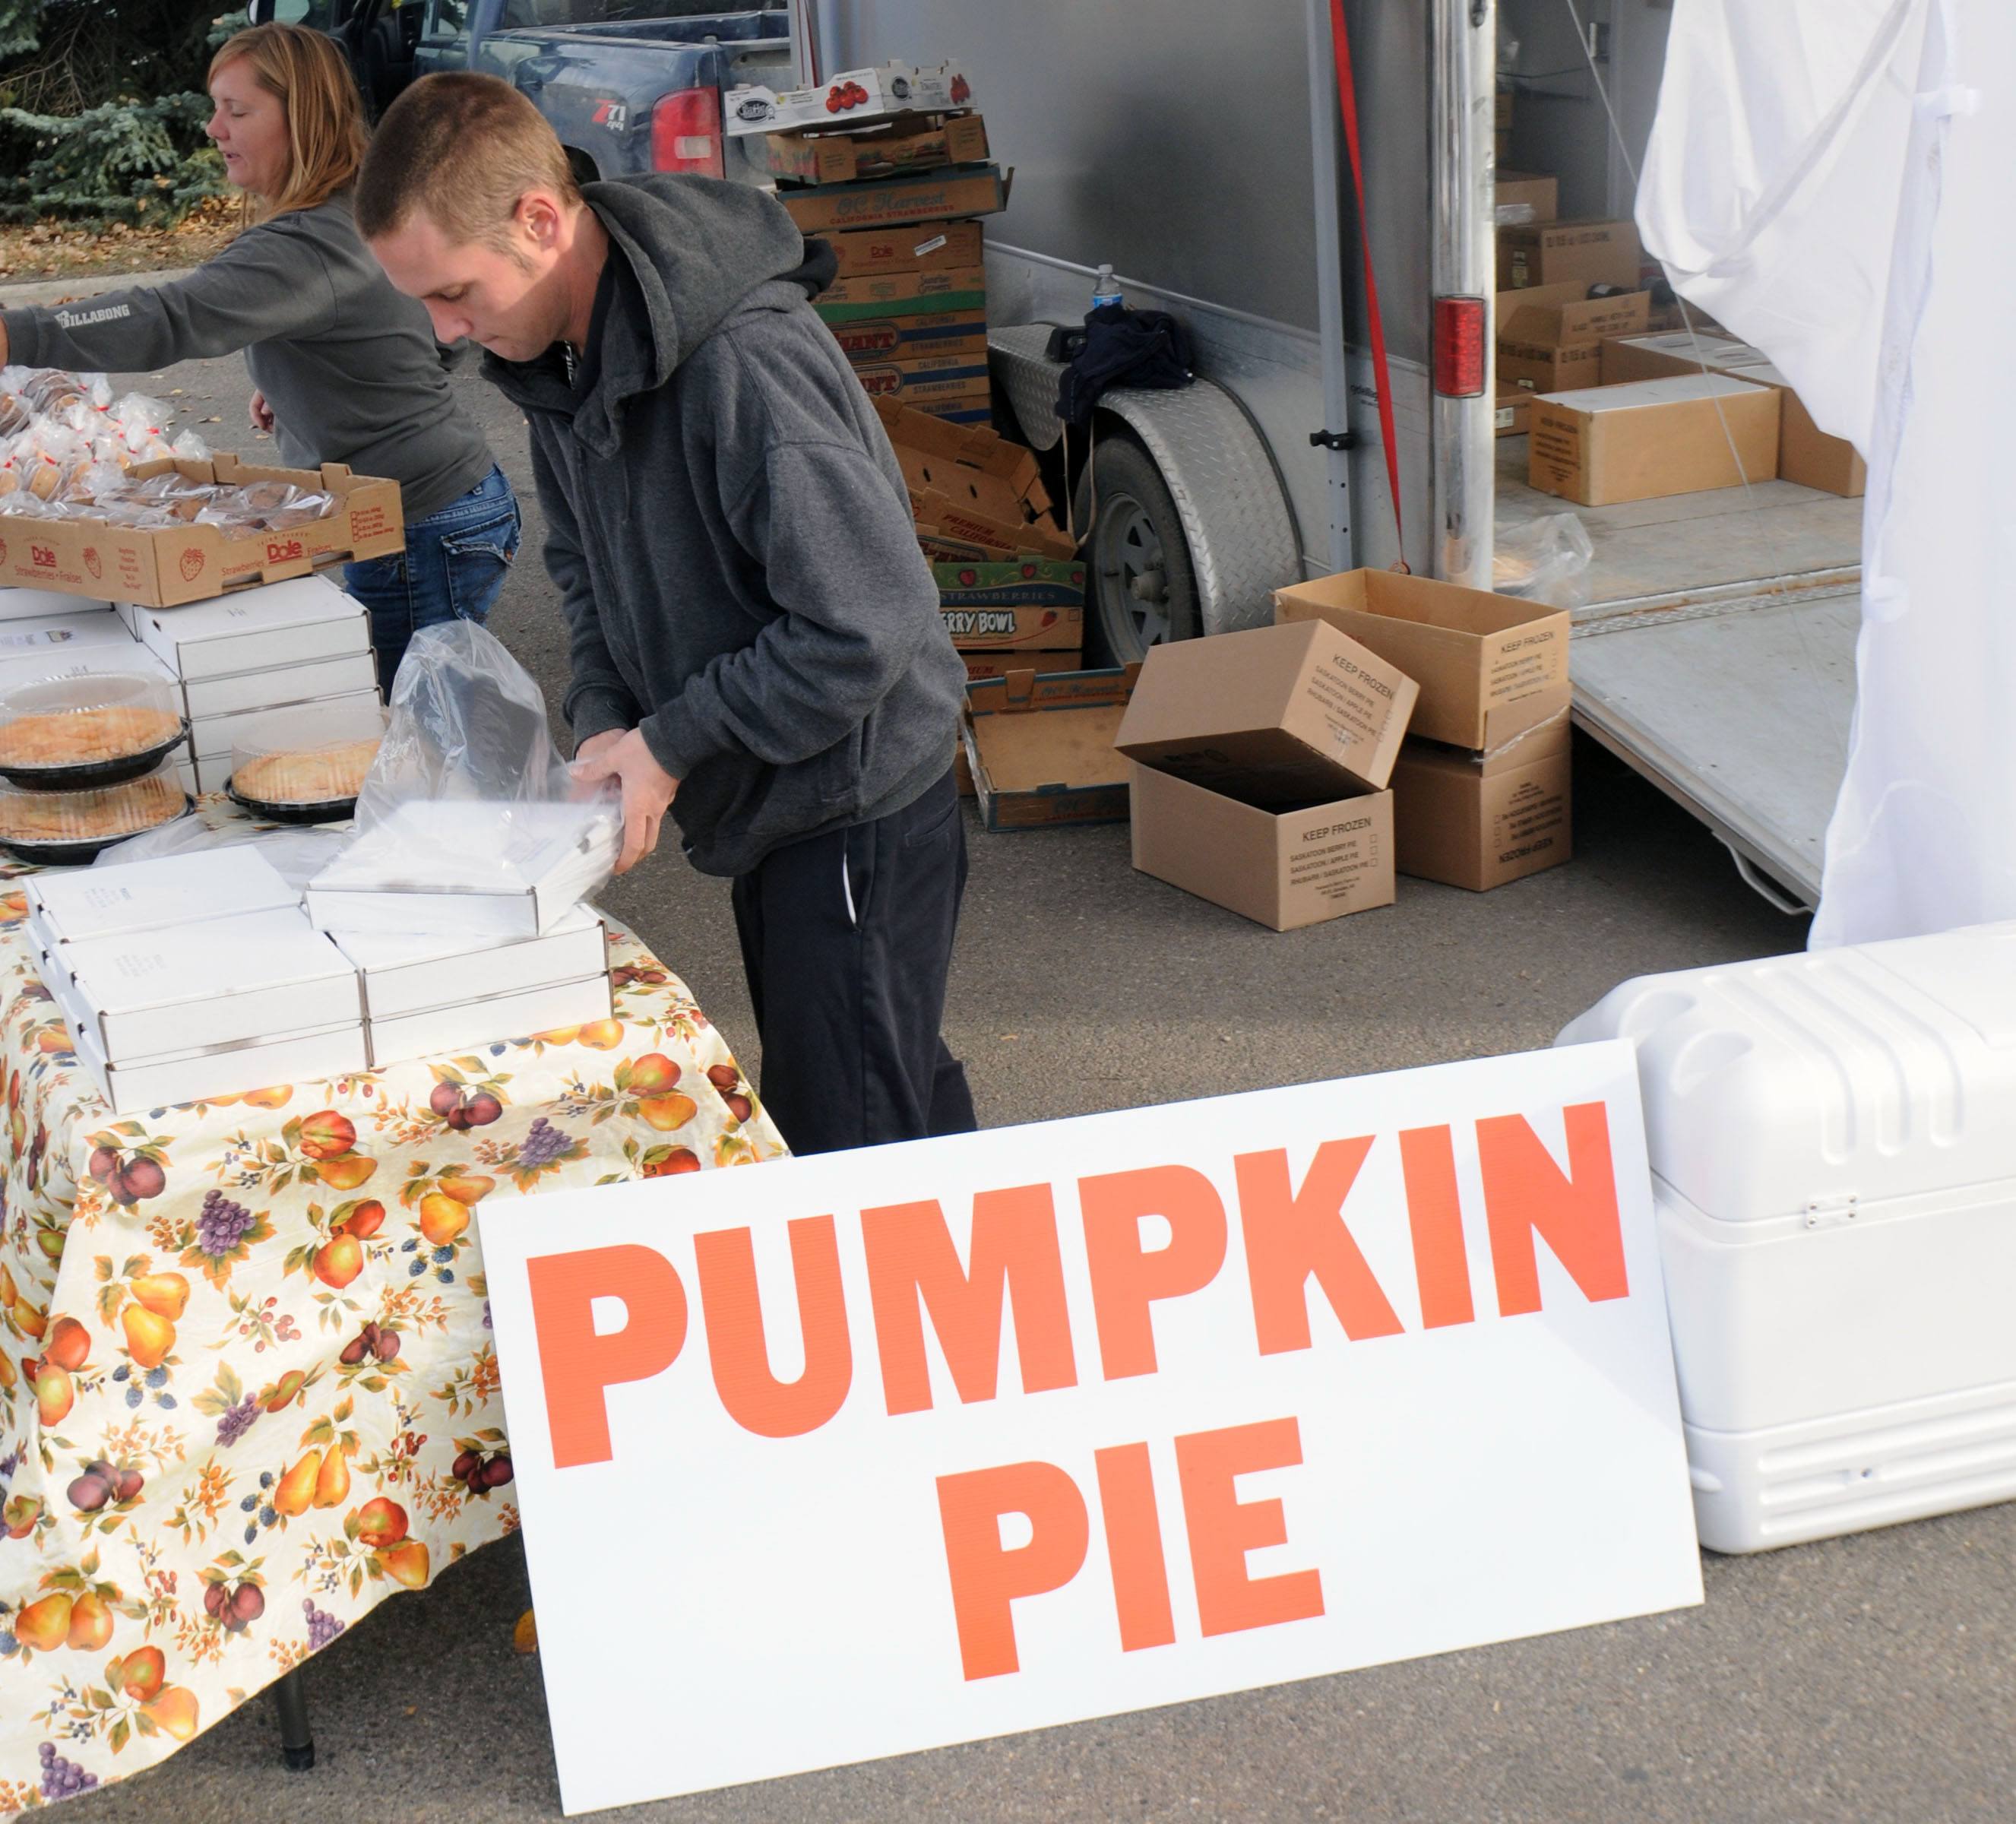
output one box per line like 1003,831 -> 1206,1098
0,704 -> 185,771
233,736 -> 381,805
0,768 -> 186,848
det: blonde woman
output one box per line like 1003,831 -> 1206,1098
0,23 -> 518,689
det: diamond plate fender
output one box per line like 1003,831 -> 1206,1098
989,325 -> 1301,638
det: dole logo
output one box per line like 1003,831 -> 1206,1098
30,543 -> 55,569
265,537 -> 305,564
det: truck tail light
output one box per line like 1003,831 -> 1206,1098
652,89 -> 723,177
1432,296 -> 1486,397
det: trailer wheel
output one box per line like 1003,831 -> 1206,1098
1076,432 -> 1201,666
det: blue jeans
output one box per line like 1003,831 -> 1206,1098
344,464 -> 521,693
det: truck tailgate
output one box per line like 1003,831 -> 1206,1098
1570,591 -> 1859,910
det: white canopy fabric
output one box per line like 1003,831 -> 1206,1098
1638,0 -> 2016,947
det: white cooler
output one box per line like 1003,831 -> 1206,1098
1559,922 -> 2016,1553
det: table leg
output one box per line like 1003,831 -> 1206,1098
272,1667 -> 315,1771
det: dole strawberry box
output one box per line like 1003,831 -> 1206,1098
0,453 -> 404,609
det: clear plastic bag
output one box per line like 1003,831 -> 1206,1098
92,815 -> 347,891
311,621 -> 621,936
1493,511 -> 1595,610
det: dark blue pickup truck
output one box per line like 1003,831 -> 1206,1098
252,0 -> 799,185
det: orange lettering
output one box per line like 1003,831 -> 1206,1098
1398,1126 -> 1476,1328
1080,1165 -> 1227,1379
1236,1141 -> 1400,1353
1174,1417 -> 1324,1638
936,1460 -> 1090,1680
525,1244 -> 687,1469
861,1186 -> 1078,1416
1093,1443 -> 1176,1652
694,1217 -> 853,1437
1476,1104 -> 1629,1316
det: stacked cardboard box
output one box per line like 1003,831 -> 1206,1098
1275,570 -> 1574,892
117,575 -> 381,794
873,397 -> 1084,678
1527,372 -> 1781,506
754,73 -> 1002,424
1498,283 -> 1652,400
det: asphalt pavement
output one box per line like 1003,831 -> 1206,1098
30,323 -> 2014,1824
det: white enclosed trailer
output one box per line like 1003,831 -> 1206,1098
811,0 -> 1858,909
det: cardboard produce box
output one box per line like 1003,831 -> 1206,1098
1496,284 -> 1650,394
935,553 -> 1084,619
778,164 -> 1008,236
1528,373 -> 1781,507
818,263 -> 987,321
1600,337 -> 1867,496
1495,170 -> 1559,226
725,60 -> 975,135
1496,217 -> 1641,293
1390,713 -> 1572,892
850,350 -> 991,418
1112,619 -> 1416,804
961,665 -> 1137,830
2,455 -> 402,608
1495,384 -> 1532,439
829,219 -> 985,279
767,112 -> 989,184
1274,568 -> 1568,750
875,396 -> 1078,561
961,651 -> 1081,682
940,601 -> 1083,653
1115,624 -> 1409,931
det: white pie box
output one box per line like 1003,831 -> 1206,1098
0,610 -> 141,663
124,575 -> 372,682
191,689 -> 383,785
366,972 -> 613,1071
331,904 -> 607,1020
182,651 -> 380,720
305,800 -> 622,939
71,1014 -> 369,1116
0,643 -> 177,692
2,587 -> 114,622
56,905 -> 362,1059
28,846 -> 298,947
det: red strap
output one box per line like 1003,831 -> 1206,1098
1327,0 -> 1406,560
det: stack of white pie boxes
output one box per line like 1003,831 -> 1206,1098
29,845 -> 614,1114
116,574 -> 381,794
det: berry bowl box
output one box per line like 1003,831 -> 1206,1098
725,60 -> 976,136
1,454 -> 403,608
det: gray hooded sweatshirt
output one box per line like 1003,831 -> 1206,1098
482,175 -> 967,880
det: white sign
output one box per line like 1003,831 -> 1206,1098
480,1042 -> 1701,1814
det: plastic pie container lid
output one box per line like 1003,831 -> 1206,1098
0,760 -> 190,849
229,700 -> 389,806
0,669 -> 185,775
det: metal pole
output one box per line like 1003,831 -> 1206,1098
1430,0 -> 1496,587
1305,0 -> 1355,575
273,1667 -> 315,1772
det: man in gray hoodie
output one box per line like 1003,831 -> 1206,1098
356,74 -> 975,1157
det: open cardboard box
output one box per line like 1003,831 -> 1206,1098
778,163 -> 1008,236
1273,568 -> 1568,749
962,665 -> 1139,830
874,396 -> 1078,560
1390,712 -> 1572,891
1112,621 -> 1415,931
2,453 -> 402,607
767,112 -> 989,184
829,220 -> 985,279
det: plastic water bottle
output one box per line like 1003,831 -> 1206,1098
1091,264 -> 1123,311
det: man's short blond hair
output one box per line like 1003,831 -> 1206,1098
356,71 -> 581,253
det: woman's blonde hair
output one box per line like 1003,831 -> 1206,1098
209,21 -> 369,222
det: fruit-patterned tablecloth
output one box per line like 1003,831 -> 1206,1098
0,829 -> 786,1810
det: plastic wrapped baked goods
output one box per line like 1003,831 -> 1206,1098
228,700 -> 388,822
0,670 -> 188,790
0,762 -> 191,864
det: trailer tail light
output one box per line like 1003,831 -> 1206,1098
1432,296 -> 1487,397
652,89 -> 723,177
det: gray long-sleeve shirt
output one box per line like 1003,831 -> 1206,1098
0,195 -> 492,524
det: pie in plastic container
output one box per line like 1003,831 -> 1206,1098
0,762 -> 193,866
0,670 -> 189,790
226,700 -> 388,825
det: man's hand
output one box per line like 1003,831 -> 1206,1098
570,728 -> 679,875
249,390 -> 275,433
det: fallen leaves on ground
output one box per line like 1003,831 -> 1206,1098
0,198 -> 241,287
